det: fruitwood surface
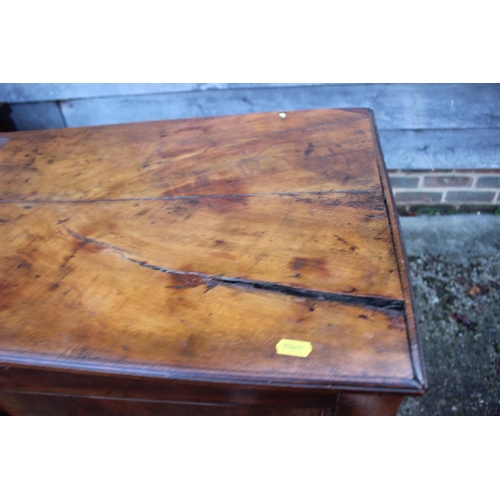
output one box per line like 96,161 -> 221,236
0,109 -> 425,410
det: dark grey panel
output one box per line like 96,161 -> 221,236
380,129 -> 500,170
9,102 -> 66,131
0,83 -> 319,103
59,84 -> 500,130
400,214 -> 500,257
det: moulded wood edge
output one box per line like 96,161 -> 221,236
0,353 -> 426,395
367,110 -> 428,392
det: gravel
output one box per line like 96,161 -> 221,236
397,215 -> 500,415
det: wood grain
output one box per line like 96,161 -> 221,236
0,108 -> 426,414
0,108 -> 379,201
0,195 -> 402,299
6,84 -> 499,172
0,201 -> 413,386
0,391 -> 331,416
335,392 -> 403,416
0,364 -> 342,407
370,116 -> 427,391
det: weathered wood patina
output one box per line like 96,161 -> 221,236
0,108 -> 426,415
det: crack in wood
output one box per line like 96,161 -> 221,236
0,188 -> 381,204
63,227 -> 131,255
63,225 -> 404,313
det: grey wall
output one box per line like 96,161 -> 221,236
1,83 -> 499,170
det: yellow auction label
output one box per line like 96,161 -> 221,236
275,339 -> 313,358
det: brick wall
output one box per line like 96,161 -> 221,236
388,170 -> 500,210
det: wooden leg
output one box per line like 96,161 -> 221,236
335,393 -> 403,416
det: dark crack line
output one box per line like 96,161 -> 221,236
0,188 -> 381,204
63,226 -> 131,255
126,258 -> 404,312
63,226 -> 404,313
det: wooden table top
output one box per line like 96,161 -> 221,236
0,109 -> 426,394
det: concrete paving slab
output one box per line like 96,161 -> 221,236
398,215 -> 500,415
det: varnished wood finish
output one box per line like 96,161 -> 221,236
335,393 -> 404,416
6,84 -> 500,170
0,391 -> 331,416
0,109 -> 381,200
0,109 -> 426,415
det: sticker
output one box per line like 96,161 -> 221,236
276,339 -> 312,358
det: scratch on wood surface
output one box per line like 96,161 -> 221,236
62,225 -> 405,313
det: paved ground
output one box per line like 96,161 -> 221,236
397,214 -> 500,415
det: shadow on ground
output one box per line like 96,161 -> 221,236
397,215 -> 500,416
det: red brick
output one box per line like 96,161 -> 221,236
445,191 -> 497,203
459,169 -> 500,174
391,169 -> 448,174
423,175 -> 473,188
394,191 -> 443,204
475,176 -> 500,188
388,176 -> 420,188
